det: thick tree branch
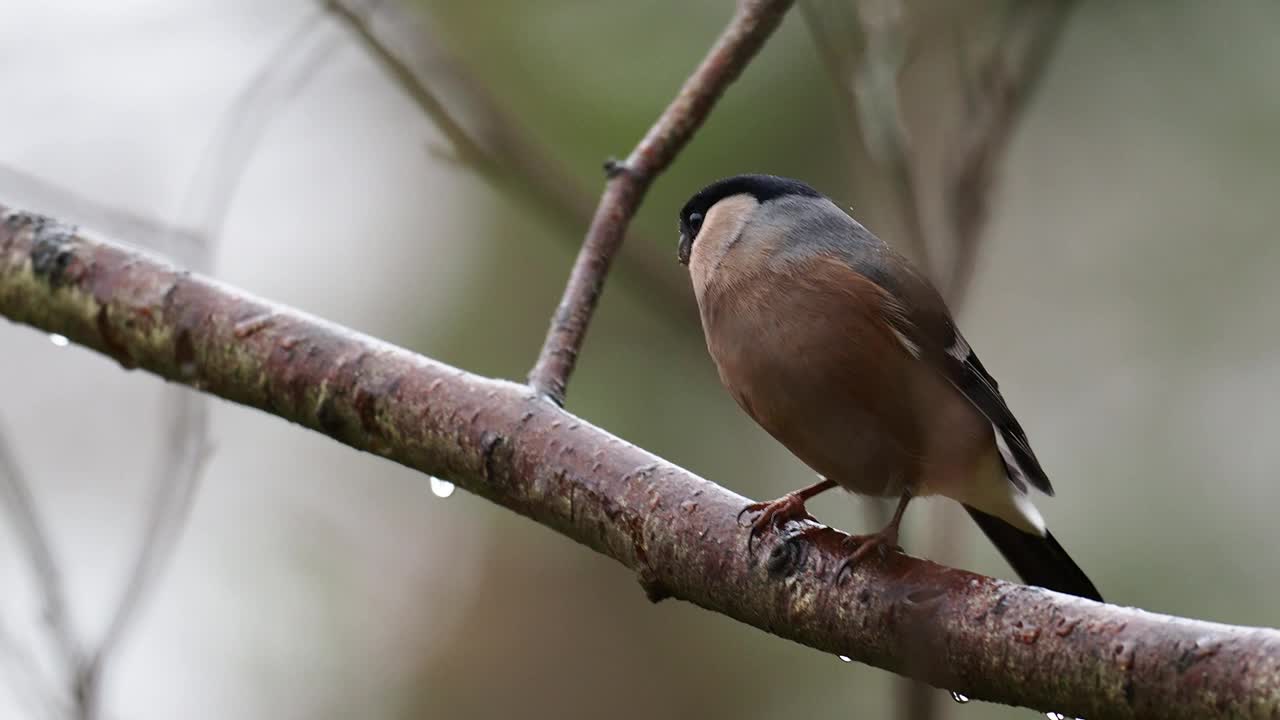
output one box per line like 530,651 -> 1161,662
4,208 -> 1280,719
527,0 -> 795,405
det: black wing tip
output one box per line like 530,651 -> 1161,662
966,346 -> 1052,496
1005,438 -> 1054,496
993,432 -> 1053,496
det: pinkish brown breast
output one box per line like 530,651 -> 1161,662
696,253 -> 994,500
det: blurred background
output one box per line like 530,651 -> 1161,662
1,1 -> 1279,718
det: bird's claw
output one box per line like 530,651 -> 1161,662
834,530 -> 902,583
738,492 -> 816,553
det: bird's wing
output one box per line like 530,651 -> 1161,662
870,260 -> 1054,496
933,324 -> 1052,495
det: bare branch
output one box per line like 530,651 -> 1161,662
944,0 -> 1075,306
802,0 -> 1074,308
75,391 -> 212,719
4,208 -> 1280,719
528,0 -> 796,405
323,0 -> 492,174
322,0 -> 693,325
0,423 -> 80,677
180,7 -> 339,254
0,164 -> 203,259
66,13 -> 339,717
802,0 -> 933,272
0,619 -> 64,720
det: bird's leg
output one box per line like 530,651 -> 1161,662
737,478 -> 838,552
836,491 -> 912,581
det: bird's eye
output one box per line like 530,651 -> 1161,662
688,212 -> 703,233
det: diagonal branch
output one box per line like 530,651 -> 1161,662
4,207 -> 1280,720
0,164 -> 204,260
322,0 -> 693,327
801,0 -> 933,273
528,0 -> 796,405
802,0 -> 1075,308
0,421 -> 81,677
943,0 -> 1075,306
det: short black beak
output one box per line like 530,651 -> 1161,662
677,233 -> 692,265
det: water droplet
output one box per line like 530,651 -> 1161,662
429,477 -> 455,498
837,655 -> 851,663
950,692 -> 970,704
1045,713 -> 1064,720
49,334 -> 69,347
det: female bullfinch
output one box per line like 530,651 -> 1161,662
677,174 -> 1101,601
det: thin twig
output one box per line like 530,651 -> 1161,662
801,0 -> 933,271
528,0 -> 797,405
75,394 -> 213,718
71,11 -> 339,717
0,620 -> 63,720
323,0 -> 492,172
3,213 -> 1280,719
848,0 -> 931,276
944,0 -> 1075,306
0,164 -> 203,257
322,0 -> 693,329
182,8 -> 340,253
0,424 -> 80,678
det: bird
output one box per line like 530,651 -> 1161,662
675,173 -> 1102,601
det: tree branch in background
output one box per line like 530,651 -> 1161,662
322,0 -> 693,327
802,0 -> 933,271
0,423 -> 80,694
0,12 -> 341,719
5,208 -> 1280,720
0,165 -> 205,261
75,13 -> 350,717
803,0 -> 1073,307
802,2 -> 1078,717
527,0 -> 796,405
943,0 -> 1074,306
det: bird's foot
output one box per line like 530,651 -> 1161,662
737,492 -> 817,553
834,528 -> 903,582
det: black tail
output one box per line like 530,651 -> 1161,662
965,506 -> 1103,602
